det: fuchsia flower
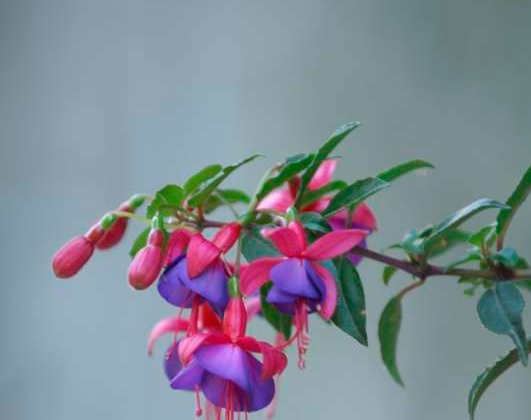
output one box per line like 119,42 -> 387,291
149,297 -> 286,419
52,223 -> 104,278
128,227 -> 164,290
240,220 -> 368,367
258,159 -> 377,265
158,223 -> 241,313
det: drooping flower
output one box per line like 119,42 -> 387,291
148,294 -> 286,419
157,223 -> 241,313
240,220 -> 368,367
52,223 -> 104,278
257,159 -> 377,265
128,227 -> 164,290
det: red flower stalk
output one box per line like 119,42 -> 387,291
52,223 -> 104,279
128,227 -> 164,290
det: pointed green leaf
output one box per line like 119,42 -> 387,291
129,227 -> 150,258
260,283 -> 292,340
146,184 -> 185,218
444,249 -> 482,271
496,166 -> 531,247
383,266 -> 398,285
189,154 -> 261,207
477,282 -> 528,366
203,188 -> 251,213
241,228 -> 278,262
299,212 -> 332,233
183,164 -> 223,196
377,159 -> 434,183
468,337 -> 531,419
423,199 -> 509,252
323,177 -> 389,217
255,153 -> 314,202
332,258 -> 367,346
468,223 -> 497,248
297,121 -> 360,204
378,297 -> 404,386
426,229 -> 470,259
491,247 -> 521,268
300,180 -> 348,206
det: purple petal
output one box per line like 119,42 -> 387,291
194,344 -> 252,392
177,258 -> 229,311
158,256 -> 195,308
201,372 -> 248,411
164,342 -> 182,381
270,258 -> 320,300
305,262 -> 326,299
245,352 -> 275,411
170,359 -> 205,391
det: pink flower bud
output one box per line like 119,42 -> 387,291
96,203 -> 131,250
128,229 -> 164,290
211,222 -> 241,252
52,224 -> 103,279
222,296 -> 247,341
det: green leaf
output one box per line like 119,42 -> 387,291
189,154 -> 261,207
298,121 -> 360,204
260,283 -> 292,340
422,199 -> 509,252
468,337 -> 531,420
299,212 -> 332,233
323,177 -> 389,217
146,184 -> 185,218
241,228 -> 278,262
383,266 -> 398,285
491,247 -> 521,268
183,164 -> 223,196
255,153 -> 314,202
378,296 -> 404,386
444,249 -> 482,271
477,282 -> 528,366
203,188 -> 251,213
468,223 -> 497,248
300,180 -> 348,206
331,258 -> 368,346
377,159 -> 434,183
496,166 -> 531,247
129,227 -> 150,258
426,229 -> 471,259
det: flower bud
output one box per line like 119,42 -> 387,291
222,277 -> 247,341
211,222 -> 241,252
128,228 -> 164,290
52,224 -> 104,279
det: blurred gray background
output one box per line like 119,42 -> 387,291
1,0 -> 530,419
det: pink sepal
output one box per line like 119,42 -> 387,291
237,336 -> 288,379
240,257 -> 282,296
178,332 -> 229,366
308,159 -> 338,190
261,224 -> 304,257
304,229 -> 369,260
186,233 -> 221,278
256,188 -> 294,213
212,222 -> 241,252
311,262 -> 338,320
147,316 -> 189,356
164,228 -> 193,266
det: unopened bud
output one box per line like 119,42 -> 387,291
222,294 -> 247,341
128,228 -> 164,290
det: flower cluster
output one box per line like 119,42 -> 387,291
51,157 -> 376,419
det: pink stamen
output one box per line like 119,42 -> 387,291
294,299 -> 310,369
194,385 -> 203,417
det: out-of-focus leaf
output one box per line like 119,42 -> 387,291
468,337 -> 531,419
203,188 -> 251,213
491,247 -> 521,268
298,121 -> 360,204
426,229 -> 470,258
146,184 -> 185,218
129,227 -> 150,258
496,166 -> 531,248
445,249 -> 482,271
189,154 -> 261,207
183,164 -> 223,196
377,159 -> 434,183
255,153 -> 314,202
241,228 -> 278,262
378,296 -> 404,386
422,199 -> 509,252
383,266 -> 398,285
299,212 -> 332,233
468,223 -> 497,248
260,283 -> 292,340
477,282 -> 528,366
332,258 -> 367,346
323,178 -> 389,217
